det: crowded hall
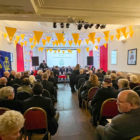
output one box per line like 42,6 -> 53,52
0,0 -> 140,140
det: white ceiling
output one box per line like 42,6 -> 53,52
0,0 -> 139,45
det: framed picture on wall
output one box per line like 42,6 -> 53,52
127,48 -> 137,65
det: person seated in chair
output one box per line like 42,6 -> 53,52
17,78 -> 33,94
0,86 -> 23,113
94,90 -> 140,140
0,77 -> 7,88
91,78 -> 117,126
23,82 -> 58,135
0,110 -> 24,140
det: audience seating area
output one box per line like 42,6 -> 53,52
0,67 -> 140,139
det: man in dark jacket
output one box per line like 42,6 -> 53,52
91,78 -> 117,125
23,82 -> 58,135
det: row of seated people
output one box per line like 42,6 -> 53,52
69,64 -> 106,93
77,72 -> 140,126
0,82 -> 58,136
0,70 -> 58,102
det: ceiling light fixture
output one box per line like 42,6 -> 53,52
60,23 -> 64,28
66,23 -> 70,28
53,22 -> 57,28
100,24 -> 106,29
95,24 -> 100,29
77,24 -> 82,30
84,24 -> 89,29
89,24 -> 94,28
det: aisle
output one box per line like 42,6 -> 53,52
52,84 -> 96,140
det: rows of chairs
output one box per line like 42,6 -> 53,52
80,86 -> 119,123
0,107 -> 51,140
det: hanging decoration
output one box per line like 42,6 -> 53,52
110,35 -> 114,41
68,40 -> 73,46
56,33 -> 64,44
42,39 -> 46,46
20,34 -> 25,40
5,26 -> 17,42
78,40 -> 82,46
33,31 -> 43,44
88,32 -> 95,42
62,40 -> 66,46
72,33 -> 79,45
86,47 -> 89,52
3,33 -> 7,39
77,48 -> 81,53
46,36 -> 51,43
97,37 -> 101,43
24,41 -> 27,46
104,44 -> 107,48
95,45 -> 98,50
86,39 -> 89,45
29,38 -> 33,43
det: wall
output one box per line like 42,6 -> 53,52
77,47 -> 89,67
0,32 -> 17,71
108,26 -> 140,73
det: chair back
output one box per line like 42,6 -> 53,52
77,78 -> 86,89
24,107 -> 48,131
100,98 -> 119,119
131,136 -> 140,140
0,107 -> 10,115
87,87 -> 98,101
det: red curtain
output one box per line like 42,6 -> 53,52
16,43 -> 24,72
100,44 -> 108,72
89,50 -> 93,56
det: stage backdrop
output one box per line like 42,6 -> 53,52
0,50 -> 12,77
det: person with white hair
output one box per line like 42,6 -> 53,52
94,90 -> 140,140
0,110 -> 24,140
129,74 -> 140,89
0,86 -> 23,112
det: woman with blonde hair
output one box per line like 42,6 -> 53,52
0,110 -> 24,140
29,75 -> 36,87
78,74 -> 99,107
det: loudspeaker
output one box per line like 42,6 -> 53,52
87,56 -> 93,65
32,56 -> 39,66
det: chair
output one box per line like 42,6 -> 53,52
82,87 -> 98,110
99,98 -> 119,124
77,78 -> 86,89
0,107 -> 10,115
24,107 -> 51,140
131,136 -> 140,140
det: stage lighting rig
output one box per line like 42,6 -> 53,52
53,22 -> 57,28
